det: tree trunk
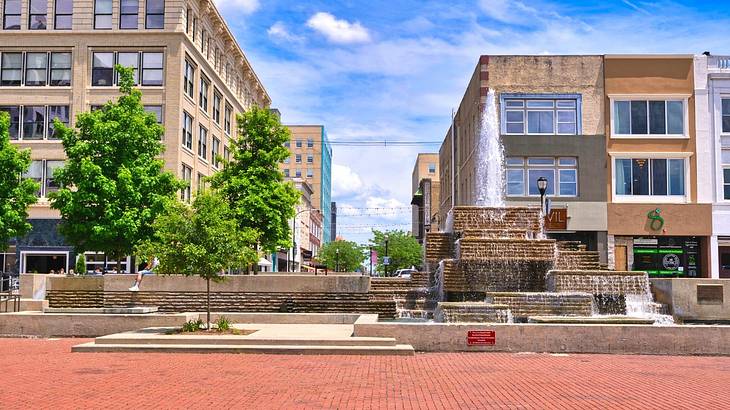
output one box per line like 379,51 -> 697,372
116,251 -> 122,274
206,277 -> 211,330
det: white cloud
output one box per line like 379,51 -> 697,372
306,12 -> 371,44
267,21 -> 304,43
214,0 -> 260,14
332,164 -> 364,197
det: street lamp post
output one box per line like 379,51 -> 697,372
384,234 -> 390,277
537,176 -> 548,216
369,246 -> 373,276
335,248 -> 340,272
289,208 -> 320,272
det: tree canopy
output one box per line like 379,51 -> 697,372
49,65 -> 184,272
0,112 -> 39,250
209,106 -> 299,254
317,240 -> 365,272
369,230 -> 422,274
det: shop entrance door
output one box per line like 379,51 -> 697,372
720,247 -> 730,279
615,246 -> 628,271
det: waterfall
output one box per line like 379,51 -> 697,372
475,89 -> 505,208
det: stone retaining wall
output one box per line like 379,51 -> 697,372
452,206 -> 541,233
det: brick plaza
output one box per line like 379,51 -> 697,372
2,338 -> 729,409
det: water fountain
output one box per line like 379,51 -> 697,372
398,89 -> 672,325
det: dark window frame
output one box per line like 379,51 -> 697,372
94,0 -> 113,30
3,0 -> 21,30
54,0 -> 73,30
145,0 -> 164,29
119,0 -> 139,30
28,0 -> 48,30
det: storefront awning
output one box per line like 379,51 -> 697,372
410,188 -> 423,206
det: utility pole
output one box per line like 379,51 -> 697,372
335,248 -> 340,272
369,246 -> 373,276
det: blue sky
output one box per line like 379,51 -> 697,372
214,0 -> 730,243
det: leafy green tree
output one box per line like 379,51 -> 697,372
370,230 -> 422,275
0,112 -> 39,251
136,192 -> 258,329
209,106 -> 299,254
317,240 -> 365,272
49,66 -> 184,273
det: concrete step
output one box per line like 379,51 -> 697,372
72,342 -> 416,355
527,316 -> 656,325
94,334 -> 399,347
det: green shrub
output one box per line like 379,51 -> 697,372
182,318 -> 203,332
216,316 -> 231,331
75,254 -> 86,275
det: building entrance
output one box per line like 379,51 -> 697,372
22,253 -> 68,274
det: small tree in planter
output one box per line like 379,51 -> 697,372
136,192 -> 258,329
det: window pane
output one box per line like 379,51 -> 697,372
1,53 -> 22,86
651,159 -> 667,195
615,159 -> 632,195
558,157 -> 577,166
121,0 -> 139,13
48,105 -> 69,139
24,161 -> 43,196
0,106 -> 20,139
630,101 -> 648,134
506,169 -> 524,196
614,101 -> 631,134
723,150 -> 730,165
505,100 -> 523,108
51,52 -> 71,68
724,169 -> 730,183
25,53 -> 48,86
55,14 -> 72,29
146,14 -> 164,29
669,159 -> 685,196
144,106 -> 162,123
527,100 -> 553,108
632,159 -> 649,195
505,111 -> 523,122
667,101 -> 683,134
649,101 -> 666,134
4,0 -> 20,13
56,0 -> 73,14
723,99 -> 730,115
146,0 -> 165,13
539,111 -> 554,133
95,14 -> 112,29
506,122 -> 524,134
557,122 -> 576,134
120,14 -> 138,29
723,115 -> 730,134
96,0 -> 112,13
559,169 -> 577,196
45,161 -> 65,193
92,53 -> 114,86
506,157 -> 524,166
4,15 -> 21,30
528,170 -> 555,196
23,106 -> 46,140
556,100 -> 576,108
527,157 -> 555,166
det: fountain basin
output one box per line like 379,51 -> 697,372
434,302 -> 512,323
484,292 -> 594,321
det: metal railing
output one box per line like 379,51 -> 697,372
709,56 -> 730,70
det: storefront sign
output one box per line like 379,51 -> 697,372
647,208 -> 665,231
544,209 -> 568,231
633,236 -> 700,277
467,330 -> 496,346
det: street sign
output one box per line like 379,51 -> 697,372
467,330 -> 495,346
383,256 -> 391,266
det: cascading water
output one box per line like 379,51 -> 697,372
475,89 -> 505,208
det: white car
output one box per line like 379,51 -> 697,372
395,269 -> 417,279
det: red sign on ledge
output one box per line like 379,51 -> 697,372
467,330 -> 495,346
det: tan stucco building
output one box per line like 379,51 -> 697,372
410,153 -> 440,243
1,0 -> 269,274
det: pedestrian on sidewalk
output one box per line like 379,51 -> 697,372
129,256 -> 159,292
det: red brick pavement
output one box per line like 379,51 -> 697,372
2,338 -> 729,409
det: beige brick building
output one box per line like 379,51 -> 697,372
410,153 -> 439,243
0,0 -> 269,274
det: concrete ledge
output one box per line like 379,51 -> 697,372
203,312 -> 365,324
353,321 -> 730,355
44,307 -> 159,314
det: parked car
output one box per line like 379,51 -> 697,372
394,269 -> 417,279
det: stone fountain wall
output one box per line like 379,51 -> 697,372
451,206 -> 542,233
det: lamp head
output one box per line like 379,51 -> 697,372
537,177 -> 548,195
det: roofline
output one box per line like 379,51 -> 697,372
604,54 -> 694,59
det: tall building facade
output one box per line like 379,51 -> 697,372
0,0 -> 269,274
410,153 -> 440,244
281,125 -> 333,244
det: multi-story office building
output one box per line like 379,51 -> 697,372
438,55 -> 609,263
694,53 -> 730,278
0,0 -> 269,274
280,125 -> 333,244
276,178 -> 323,272
410,153 -> 440,244
330,201 -> 337,242
605,55 -> 710,278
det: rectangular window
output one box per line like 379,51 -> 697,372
1,53 -> 22,86
306,168 -> 313,178
199,75 -> 209,112
94,0 -> 112,29
3,0 -> 21,29
145,0 -> 164,29
283,141 -> 290,148
296,139 -> 302,148
198,125 -> 207,160
223,146 -> 230,162
283,157 -> 290,164
24,161 -> 43,197
22,106 -> 46,140
507,156 -> 577,197
184,60 -> 195,98
212,137 -> 220,168
141,52 -> 163,86
45,160 -> 64,195
197,172 -> 205,193
614,158 -> 686,197
295,154 -> 301,163
181,164 -> 191,202
506,168 -> 524,196
47,105 -> 70,139
50,52 -> 72,86
92,52 -> 114,86
143,105 -> 163,123
213,92 -> 221,124
120,0 -> 138,29
428,163 -> 436,173
54,0 -> 73,29
25,53 -> 48,86
224,104 -> 232,134
307,154 -> 313,163
182,111 -> 193,150
116,52 -> 139,84
613,99 -> 685,136
192,17 -> 197,41
284,169 -> 289,177
185,8 -> 191,34
0,106 -> 20,139
528,169 -> 555,196
29,0 -> 48,30
724,169 -> 730,200
723,99 -> 730,134
503,97 -> 578,135
295,169 -> 302,178
307,138 -> 314,148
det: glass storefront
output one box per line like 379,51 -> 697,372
633,236 -> 701,277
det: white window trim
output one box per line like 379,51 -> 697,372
609,152 -> 692,203
19,250 -> 69,274
608,94 -> 690,139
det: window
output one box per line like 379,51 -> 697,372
212,137 -> 220,168
724,169 -> 730,201
45,160 -> 64,194
212,91 -> 221,124
613,99 -> 684,136
24,53 -> 47,86
428,163 -> 436,173
94,0 -> 112,29
54,0 -> 73,29
284,169 -> 290,177
1,53 -> 22,86
116,52 -> 139,84
50,52 -> 72,86
91,52 -> 114,86
141,52 -> 163,86
283,157 -> 290,164
295,154 -> 301,164
307,168 -> 313,178
181,164 -> 192,202
506,157 -> 578,197
223,146 -> 230,162
22,106 -> 46,140
192,17 -> 197,41
143,105 -> 163,123
29,0 -> 48,30
48,106 -> 70,139
295,169 -> 301,178
182,111 -> 193,150
722,135 -> 730,200
3,0 -> 21,29
614,158 -> 685,197
296,139 -> 302,148
307,154 -> 313,164
198,125 -> 207,160
201,30 -> 206,53
199,75 -> 209,112
307,138 -> 314,148
197,173 -> 205,193
722,99 -> 730,134
21,159 -> 64,198
184,60 -> 195,98
185,8 -> 191,34
145,0 -> 164,29
503,97 -> 579,135
120,0 -> 138,29
24,161 -> 43,197
224,104 -> 232,134
284,141 -> 290,148
0,106 -> 20,139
